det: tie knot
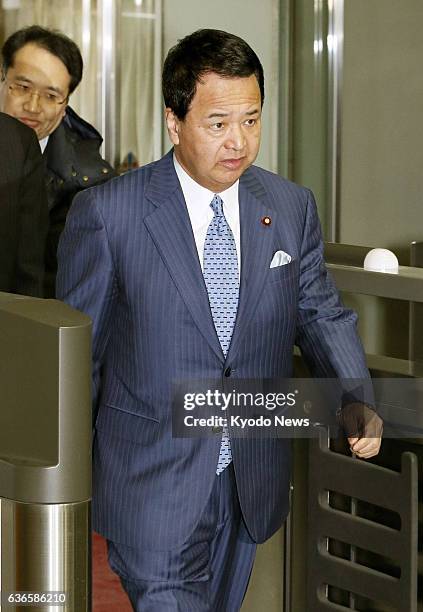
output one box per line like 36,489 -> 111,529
210,194 -> 224,217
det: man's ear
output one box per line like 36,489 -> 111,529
165,108 -> 180,145
0,75 -> 7,111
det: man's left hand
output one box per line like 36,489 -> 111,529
337,402 -> 383,459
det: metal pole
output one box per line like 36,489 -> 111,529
327,0 -> 344,242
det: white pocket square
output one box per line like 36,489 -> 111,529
270,250 -> 292,268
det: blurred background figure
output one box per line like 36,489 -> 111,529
0,111 -> 48,297
0,26 -> 115,297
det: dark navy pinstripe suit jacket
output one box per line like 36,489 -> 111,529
57,150 -> 370,551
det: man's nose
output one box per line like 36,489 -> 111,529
23,91 -> 42,113
225,125 -> 245,151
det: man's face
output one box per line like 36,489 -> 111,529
166,72 -> 262,192
1,43 -> 71,140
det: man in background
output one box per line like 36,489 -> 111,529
0,112 -> 47,296
1,25 -> 115,297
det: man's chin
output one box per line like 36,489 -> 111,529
23,124 -> 45,141
19,118 -> 41,133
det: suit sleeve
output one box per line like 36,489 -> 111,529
295,189 -> 371,384
56,189 -> 118,421
15,130 -> 48,297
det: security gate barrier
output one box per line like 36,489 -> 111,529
0,293 -> 92,611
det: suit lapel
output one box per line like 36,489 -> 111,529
143,155 -> 276,363
144,153 -> 224,361
228,169 -> 276,360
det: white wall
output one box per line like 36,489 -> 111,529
337,0 -> 423,358
340,0 -> 423,256
161,0 -> 279,172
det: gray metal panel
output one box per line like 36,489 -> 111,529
327,263 -> 423,303
324,242 -> 373,266
0,293 -> 92,504
409,241 -> 423,362
410,242 -> 423,268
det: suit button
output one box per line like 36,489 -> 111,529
212,426 -> 223,434
224,367 -> 231,377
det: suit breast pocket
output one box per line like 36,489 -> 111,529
95,404 -> 160,446
268,260 -> 299,284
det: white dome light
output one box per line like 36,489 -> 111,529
363,248 -> 399,273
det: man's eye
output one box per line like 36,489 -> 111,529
16,84 -> 29,92
211,122 -> 224,130
45,93 -> 59,102
245,118 -> 256,126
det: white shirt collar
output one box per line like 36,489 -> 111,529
39,135 -> 49,153
173,153 -> 239,227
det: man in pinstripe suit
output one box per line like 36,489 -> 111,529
57,29 -> 382,611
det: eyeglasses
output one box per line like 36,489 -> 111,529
6,80 -> 68,107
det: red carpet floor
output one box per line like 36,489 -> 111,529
92,532 -> 132,611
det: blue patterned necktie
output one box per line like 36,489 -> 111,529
203,194 -> 239,475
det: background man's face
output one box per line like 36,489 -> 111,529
166,72 -> 262,192
2,43 -> 71,140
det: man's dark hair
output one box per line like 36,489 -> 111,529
162,29 -> 264,120
1,25 -> 83,94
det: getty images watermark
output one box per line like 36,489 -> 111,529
172,379 -> 331,438
183,389 -> 310,431
171,378 -> 423,439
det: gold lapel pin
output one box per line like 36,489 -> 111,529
261,216 -> 272,226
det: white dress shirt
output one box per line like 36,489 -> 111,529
173,154 -> 241,275
39,136 -> 49,153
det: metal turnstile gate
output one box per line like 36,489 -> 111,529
0,292 -> 92,611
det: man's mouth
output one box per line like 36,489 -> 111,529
219,158 -> 245,170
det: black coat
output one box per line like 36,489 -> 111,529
44,107 -> 116,297
0,112 -> 48,296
